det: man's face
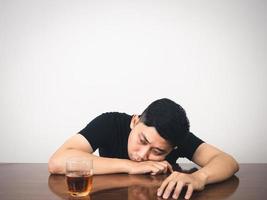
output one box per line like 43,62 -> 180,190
127,115 -> 173,161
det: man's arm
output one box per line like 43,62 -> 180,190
48,134 -> 171,175
157,143 -> 239,199
48,134 -> 131,174
191,143 -> 239,184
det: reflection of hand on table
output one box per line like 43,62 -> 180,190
48,173 -> 166,199
48,165 -> 239,200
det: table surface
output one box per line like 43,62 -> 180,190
0,163 -> 266,200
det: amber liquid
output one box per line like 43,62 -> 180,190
66,174 -> 93,197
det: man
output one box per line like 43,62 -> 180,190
49,98 -> 239,199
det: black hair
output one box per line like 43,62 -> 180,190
140,98 -> 190,147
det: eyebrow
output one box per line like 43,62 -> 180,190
141,133 -> 166,153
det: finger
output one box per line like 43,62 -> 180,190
153,163 -> 165,170
150,166 -> 161,175
134,165 -> 159,175
152,163 -> 166,174
172,181 -> 184,199
152,161 -> 172,175
162,180 -> 177,199
185,184 -> 193,199
156,162 -> 170,174
157,174 -> 173,196
162,161 -> 173,173
153,162 -> 167,174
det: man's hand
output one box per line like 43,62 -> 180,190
128,160 -> 173,175
157,171 -> 207,199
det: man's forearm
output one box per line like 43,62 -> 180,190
48,149 -> 132,175
193,153 -> 239,185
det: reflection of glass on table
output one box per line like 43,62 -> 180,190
48,164 -> 239,200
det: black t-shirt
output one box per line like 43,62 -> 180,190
79,112 -> 204,164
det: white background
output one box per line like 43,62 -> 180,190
0,0 -> 266,163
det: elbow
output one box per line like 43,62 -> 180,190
220,153 -> 239,175
228,154 -> 239,174
234,160 -> 240,173
48,157 -> 64,174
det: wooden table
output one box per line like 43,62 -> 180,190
0,163 -> 266,199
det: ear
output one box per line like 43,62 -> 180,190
130,114 -> 140,129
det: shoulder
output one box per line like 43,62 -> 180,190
83,112 -> 132,130
80,112 -> 131,131
98,112 -> 132,122
78,112 -> 131,150
101,112 -> 131,117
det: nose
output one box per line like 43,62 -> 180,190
137,146 -> 150,161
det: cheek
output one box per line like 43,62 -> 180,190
128,134 -> 140,152
131,141 -> 141,152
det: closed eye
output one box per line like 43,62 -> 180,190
152,148 -> 164,155
139,134 -> 148,145
140,138 -> 147,145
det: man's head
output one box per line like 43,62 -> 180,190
127,98 -> 190,161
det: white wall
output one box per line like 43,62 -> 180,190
0,0 -> 266,163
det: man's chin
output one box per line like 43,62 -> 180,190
128,154 -> 137,161
128,153 -> 134,160
130,157 -> 137,161
131,157 -> 142,162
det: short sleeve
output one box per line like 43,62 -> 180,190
179,132 -> 204,160
78,113 -> 117,151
